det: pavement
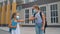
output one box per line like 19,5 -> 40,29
0,27 -> 60,34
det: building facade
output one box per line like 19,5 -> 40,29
0,0 -> 60,26
17,0 -> 60,26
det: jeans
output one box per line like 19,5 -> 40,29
35,23 -> 44,34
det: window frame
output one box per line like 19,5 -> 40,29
50,4 -> 58,23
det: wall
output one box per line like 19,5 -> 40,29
18,2 -> 60,26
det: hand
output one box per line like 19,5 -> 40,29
13,26 -> 17,28
10,26 -> 17,28
29,16 -> 35,20
41,27 -> 44,31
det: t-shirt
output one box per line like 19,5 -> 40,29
11,19 -> 17,30
35,12 -> 42,24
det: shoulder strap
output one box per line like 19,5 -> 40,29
33,13 -> 36,17
33,12 -> 42,18
40,12 -> 42,19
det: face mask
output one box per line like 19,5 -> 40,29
16,16 -> 20,20
33,9 -> 37,13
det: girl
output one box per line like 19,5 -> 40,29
29,5 -> 45,34
9,13 -> 24,34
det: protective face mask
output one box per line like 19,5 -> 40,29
33,9 -> 37,13
16,16 -> 20,20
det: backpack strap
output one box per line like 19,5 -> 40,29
33,13 -> 37,17
33,12 -> 42,18
40,12 -> 42,19
40,12 -> 47,27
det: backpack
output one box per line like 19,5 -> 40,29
33,12 -> 47,27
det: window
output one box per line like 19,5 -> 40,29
40,6 -> 46,16
24,0 -> 37,3
40,6 -> 47,22
34,0 -> 37,1
17,6 -> 22,11
25,9 -> 29,23
25,0 -> 29,3
32,9 -> 35,23
50,4 -> 58,23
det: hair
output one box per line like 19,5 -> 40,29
11,13 -> 17,19
33,5 -> 40,10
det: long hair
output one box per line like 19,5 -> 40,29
11,13 -> 16,19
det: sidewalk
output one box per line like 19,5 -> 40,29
0,27 -> 9,31
0,27 -> 60,34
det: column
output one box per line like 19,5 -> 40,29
0,3 -> 2,25
1,1 -> 5,25
12,0 -> 16,14
6,0 -> 11,25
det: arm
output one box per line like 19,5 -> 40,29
42,13 -> 45,27
8,20 -> 16,28
29,16 -> 35,21
17,19 -> 24,22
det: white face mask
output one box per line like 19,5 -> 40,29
16,16 -> 20,19
33,9 -> 37,13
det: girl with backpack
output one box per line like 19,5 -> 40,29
29,5 -> 46,34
